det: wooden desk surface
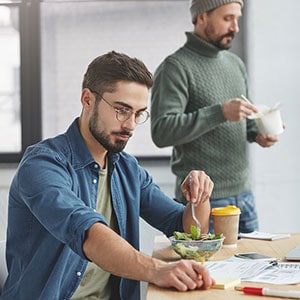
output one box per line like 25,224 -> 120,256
146,233 -> 300,300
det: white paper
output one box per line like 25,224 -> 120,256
247,263 -> 300,285
238,231 -> 291,240
205,260 -> 300,285
205,261 -> 271,281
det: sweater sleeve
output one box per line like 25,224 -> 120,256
151,58 -> 226,148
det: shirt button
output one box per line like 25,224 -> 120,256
77,271 -> 82,277
94,164 -> 98,169
93,179 -> 97,184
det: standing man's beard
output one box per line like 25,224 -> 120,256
213,32 -> 235,50
89,108 -> 130,153
204,25 -> 235,50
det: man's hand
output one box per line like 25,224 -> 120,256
84,223 -> 215,292
256,133 -> 279,147
152,259 -> 215,291
181,170 -> 213,205
222,98 -> 258,121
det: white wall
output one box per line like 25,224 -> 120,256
247,0 -> 300,232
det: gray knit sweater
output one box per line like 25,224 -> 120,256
151,32 -> 258,202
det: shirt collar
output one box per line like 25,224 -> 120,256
65,118 -> 119,170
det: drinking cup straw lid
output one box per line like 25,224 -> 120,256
211,205 -> 241,216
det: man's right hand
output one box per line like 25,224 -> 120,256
222,98 -> 258,121
152,259 -> 215,291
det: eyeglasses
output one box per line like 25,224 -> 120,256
90,89 -> 150,125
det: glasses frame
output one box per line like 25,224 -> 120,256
89,89 -> 150,125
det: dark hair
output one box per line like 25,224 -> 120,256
82,51 -> 153,97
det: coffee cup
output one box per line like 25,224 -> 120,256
211,205 -> 241,248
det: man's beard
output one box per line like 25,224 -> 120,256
89,108 -> 130,153
213,32 -> 235,50
204,26 -> 235,50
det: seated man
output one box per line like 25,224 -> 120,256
1,51 -> 215,300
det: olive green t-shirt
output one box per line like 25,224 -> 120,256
71,163 -> 118,300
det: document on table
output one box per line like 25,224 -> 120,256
205,260 -> 300,285
238,231 -> 291,240
247,263 -> 300,284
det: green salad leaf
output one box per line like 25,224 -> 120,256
173,231 -> 192,240
173,225 -> 223,241
190,225 -> 201,240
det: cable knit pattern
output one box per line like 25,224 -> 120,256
151,32 -> 258,201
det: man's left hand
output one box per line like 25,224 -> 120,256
256,134 -> 279,147
181,170 -> 214,205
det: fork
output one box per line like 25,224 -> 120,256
189,175 -> 201,232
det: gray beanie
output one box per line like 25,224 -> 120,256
190,0 -> 244,23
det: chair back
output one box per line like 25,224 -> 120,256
0,240 -> 8,294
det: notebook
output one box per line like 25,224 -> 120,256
285,244 -> 300,261
212,278 -> 241,289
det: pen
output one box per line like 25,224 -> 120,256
197,259 -> 205,280
235,286 -> 300,299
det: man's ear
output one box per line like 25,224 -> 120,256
81,88 -> 94,109
197,12 -> 207,25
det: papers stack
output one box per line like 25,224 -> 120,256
205,260 -> 300,285
238,231 -> 290,241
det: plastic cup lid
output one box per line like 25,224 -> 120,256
211,205 -> 241,216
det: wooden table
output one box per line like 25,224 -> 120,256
146,233 -> 300,300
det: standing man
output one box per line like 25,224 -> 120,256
1,51 -> 215,300
151,0 -> 280,233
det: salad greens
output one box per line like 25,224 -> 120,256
173,225 -> 223,241
171,226 -> 224,261
172,243 -> 217,261
190,225 -> 201,239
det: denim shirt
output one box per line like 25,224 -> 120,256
1,118 -> 185,300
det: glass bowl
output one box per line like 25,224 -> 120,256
169,236 -> 225,261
